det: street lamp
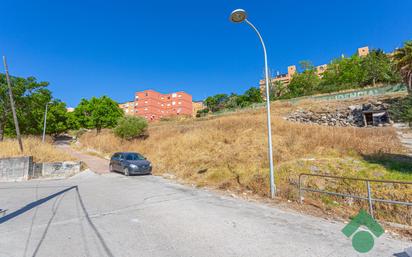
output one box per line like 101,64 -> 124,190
42,101 -> 53,143
230,9 -> 276,198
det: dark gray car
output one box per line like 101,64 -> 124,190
109,152 -> 152,176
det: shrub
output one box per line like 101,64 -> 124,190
113,116 -> 148,140
196,109 -> 209,118
389,95 -> 412,126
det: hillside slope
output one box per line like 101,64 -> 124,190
78,97 -> 412,225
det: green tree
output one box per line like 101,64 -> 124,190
224,93 -> 240,109
0,74 -> 10,141
66,111 -> 80,130
203,87 -> 263,113
204,94 -> 228,112
394,40 -> 412,92
243,87 -> 263,103
45,101 -> 71,136
362,49 -> 400,86
287,61 -> 321,97
74,96 -> 123,133
320,55 -> 366,92
113,116 -> 148,140
0,74 -> 70,139
269,80 -> 288,99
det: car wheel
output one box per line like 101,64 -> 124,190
109,164 -> 114,172
123,167 -> 129,176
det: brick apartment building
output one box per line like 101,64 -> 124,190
259,46 -> 370,98
119,90 -> 193,121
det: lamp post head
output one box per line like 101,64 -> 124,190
230,9 -> 247,23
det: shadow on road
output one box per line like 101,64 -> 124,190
0,186 -> 76,225
32,189 -> 66,256
75,186 -> 114,257
394,252 -> 410,257
0,185 -> 114,257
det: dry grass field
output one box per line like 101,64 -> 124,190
77,99 -> 412,225
0,137 -> 74,162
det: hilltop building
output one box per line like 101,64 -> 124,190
259,46 -> 370,99
119,90 -> 193,121
192,101 -> 205,117
119,101 -> 135,115
357,46 -> 370,57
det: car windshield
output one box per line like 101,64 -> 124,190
125,153 -> 145,161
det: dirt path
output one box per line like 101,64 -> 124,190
57,144 -> 110,174
394,123 -> 412,156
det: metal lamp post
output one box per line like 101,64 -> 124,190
230,9 -> 276,198
42,102 -> 52,143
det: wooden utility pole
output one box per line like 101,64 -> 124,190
3,56 -> 23,152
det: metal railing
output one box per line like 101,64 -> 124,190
298,173 -> 412,218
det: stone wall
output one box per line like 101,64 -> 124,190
0,156 -> 33,182
286,101 -> 392,127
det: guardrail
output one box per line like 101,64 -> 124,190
298,173 -> 412,218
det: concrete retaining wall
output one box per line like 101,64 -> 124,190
33,162 -> 81,178
0,157 -> 81,181
0,156 -> 33,182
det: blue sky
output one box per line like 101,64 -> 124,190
1,0 -> 411,107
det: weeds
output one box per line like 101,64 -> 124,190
77,101 -> 412,224
0,137 -> 74,162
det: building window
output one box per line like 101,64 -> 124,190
172,101 -> 176,105
172,93 -> 177,98
145,92 -> 148,97
178,102 -> 181,105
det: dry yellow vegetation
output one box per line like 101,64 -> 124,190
0,137 -> 74,163
78,100 -> 412,225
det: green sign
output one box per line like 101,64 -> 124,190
342,210 -> 384,253
285,84 -> 407,104
313,84 -> 407,101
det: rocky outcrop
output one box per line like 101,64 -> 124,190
286,101 -> 392,127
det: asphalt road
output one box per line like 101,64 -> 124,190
0,170 -> 410,257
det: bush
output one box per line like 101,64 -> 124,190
113,116 -> 148,140
389,95 -> 412,126
196,109 -> 209,118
